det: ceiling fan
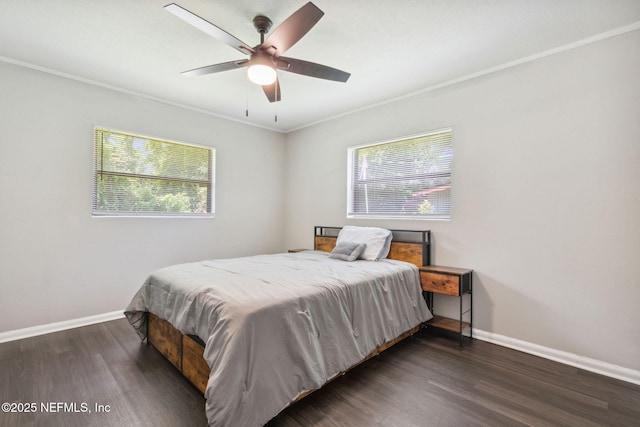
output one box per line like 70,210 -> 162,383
165,2 -> 351,103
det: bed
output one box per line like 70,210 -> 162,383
125,226 -> 432,426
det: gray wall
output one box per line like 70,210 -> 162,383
284,30 -> 640,372
1,29 -> 638,375
0,61 -> 286,332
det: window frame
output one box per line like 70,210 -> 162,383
347,128 -> 452,221
92,127 -> 215,218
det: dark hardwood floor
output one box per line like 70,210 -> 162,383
1,319 -> 638,426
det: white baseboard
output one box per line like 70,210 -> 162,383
473,328 -> 640,386
2,313 -> 639,386
0,310 -> 125,344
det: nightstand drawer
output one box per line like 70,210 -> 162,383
420,271 -> 460,295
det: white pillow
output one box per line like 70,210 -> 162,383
336,226 -> 392,261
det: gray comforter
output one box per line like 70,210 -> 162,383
125,251 -> 432,426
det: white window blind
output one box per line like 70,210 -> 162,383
93,128 -> 214,216
348,129 -> 452,219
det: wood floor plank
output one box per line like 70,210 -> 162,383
1,320 -> 639,427
270,330 -> 640,427
0,320 -> 207,427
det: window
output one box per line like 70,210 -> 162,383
93,128 -> 214,216
348,129 -> 452,220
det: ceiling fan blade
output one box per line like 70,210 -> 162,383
277,57 -> 350,82
165,3 -> 254,55
262,78 -> 282,103
261,2 -> 324,56
181,60 -> 249,77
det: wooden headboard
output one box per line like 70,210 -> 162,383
313,226 -> 431,267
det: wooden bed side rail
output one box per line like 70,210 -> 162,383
314,226 -> 431,267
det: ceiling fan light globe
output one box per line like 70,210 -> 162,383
247,64 -> 277,85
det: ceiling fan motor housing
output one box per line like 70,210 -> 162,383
253,15 -> 272,43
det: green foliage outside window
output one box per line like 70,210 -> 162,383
93,128 -> 214,216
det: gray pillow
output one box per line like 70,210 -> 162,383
328,242 -> 367,262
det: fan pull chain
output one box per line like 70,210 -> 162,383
274,77 -> 278,122
245,79 -> 249,117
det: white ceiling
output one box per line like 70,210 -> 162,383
1,0 -> 639,133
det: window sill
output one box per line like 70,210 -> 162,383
347,214 -> 450,221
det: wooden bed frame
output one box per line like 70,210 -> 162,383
147,226 -> 431,400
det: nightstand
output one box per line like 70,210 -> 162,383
419,265 -> 473,346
